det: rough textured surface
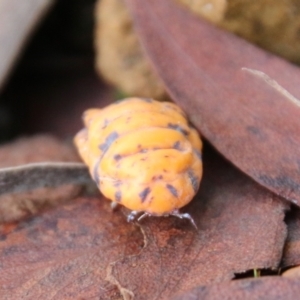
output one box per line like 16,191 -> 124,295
177,0 -> 226,23
221,0 -> 300,65
0,0 -> 54,91
109,148 -> 288,299
0,162 -> 90,196
0,197 -> 143,300
126,0 -> 300,207
95,0 -> 300,98
173,276 -> 300,300
95,0 -> 168,100
0,146 -> 288,299
0,135 -> 82,223
178,0 -> 300,64
95,0 -> 226,99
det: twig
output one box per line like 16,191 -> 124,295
0,162 -> 91,196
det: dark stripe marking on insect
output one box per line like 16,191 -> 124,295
101,119 -> 109,129
194,150 -> 202,160
93,158 -> 101,186
167,123 -> 189,136
173,141 -> 181,150
188,170 -> 199,193
114,154 -> 122,161
139,187 -> 151,203
115,191 -> 122,202
151,175 -> 163,181
166,184 -> 178,197
113,180 -> 122,187
99,131 -> 119,153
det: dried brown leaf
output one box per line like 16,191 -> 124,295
173,276 -> 300,300
125,0 -> 300,206
0,162 -> 90,196
0,197 -> 143,299
108,147 -> 288,299
0,147 -> 288,299
0,135 -> 83,223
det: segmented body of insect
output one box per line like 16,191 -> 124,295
74,97 -> 203,227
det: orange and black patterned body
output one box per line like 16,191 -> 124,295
74,98 -> 203,216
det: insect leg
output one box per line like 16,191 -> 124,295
127,210 -> 140,222
137,212 -> 151,222
171,210 -> 197,229
110,201 -> 119,211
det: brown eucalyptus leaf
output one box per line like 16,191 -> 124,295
0,147 -> 288,299
125,0 -> 300,206
0,0 -> 54,91
108,147 -> 288,299
0,135 -> 83,223
0,197 -> 143,299
0,162 -> 90,196
173,276 -> 300,300
281,207 -> 300,268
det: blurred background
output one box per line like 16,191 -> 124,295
0,0 -> 113,142
0,0 -> 299,142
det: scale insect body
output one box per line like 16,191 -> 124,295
74,97 -> 203,226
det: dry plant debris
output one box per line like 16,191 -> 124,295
126,0 -> 300,207
173,276 -> 300,300
0,135 -> 83,223
0,143 -> 289,299
0,1 -> 300,299
95,0 -> 300,98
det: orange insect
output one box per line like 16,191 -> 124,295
74,97 -> 203,226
